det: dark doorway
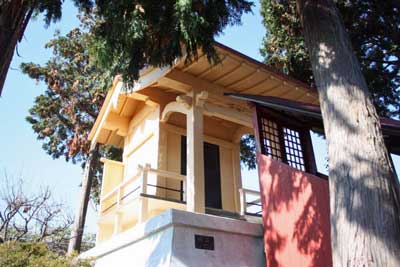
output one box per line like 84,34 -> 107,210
181,136 -> 222,209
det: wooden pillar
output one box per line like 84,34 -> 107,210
113,212 -> 122,235
138,164 -> 149,223
232,144 -> 243,213
302,130 -> 318,175
186,90 -> 205,213
138,198 -> 148,223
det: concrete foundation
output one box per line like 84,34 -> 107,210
81,209 -> 265,267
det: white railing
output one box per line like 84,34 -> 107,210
100,163 -> 186,215
238,188 -> 262,216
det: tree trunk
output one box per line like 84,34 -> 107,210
68,143 -> 99,255
0,0 -> 33,96
295,0 -> 400,266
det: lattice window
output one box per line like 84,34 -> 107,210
259,115 -> 307,172
260,117 -> 282,161
283,127 -> 305,171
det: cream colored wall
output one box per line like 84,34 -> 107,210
165,131 -> 182,200
162,123 -> 240,213
123,106 -> 160,195
97,159 -> 124,243
100,159 -> 124,197
219,146 -> 236,212
97,222 -> 115,243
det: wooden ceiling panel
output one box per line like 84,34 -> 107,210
199,58 -> 242,81
239,79 -> 277,95
180,55 -> 209,75
273,86 -> 305,100
229,71 -> 269,92
267,86 -> 294,98
215,66 -> 255,88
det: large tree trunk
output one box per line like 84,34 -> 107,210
295,0 -> 400,266
68,144 -> 99,255
0,1 -> 33,96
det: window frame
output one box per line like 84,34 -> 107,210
256,106 -> 316,173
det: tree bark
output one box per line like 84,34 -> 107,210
68,143 -> 99,255
0,0 -> 33,96
295,0 -> 400,266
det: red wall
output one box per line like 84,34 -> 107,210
257,153 -> 332,267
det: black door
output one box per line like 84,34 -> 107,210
181,136 -> 222,209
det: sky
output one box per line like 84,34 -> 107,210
0,1 -> 399,234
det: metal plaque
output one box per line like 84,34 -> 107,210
194,234 -> 215,250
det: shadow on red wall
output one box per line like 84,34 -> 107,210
257,153 -> 332,267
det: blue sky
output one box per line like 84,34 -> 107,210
0,1 -> 399,233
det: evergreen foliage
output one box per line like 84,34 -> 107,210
240,135 -> 256,170
90,0 -> 253,86
21,15 -> 121,204
260,0 -> 400,118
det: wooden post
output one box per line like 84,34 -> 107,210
138,164 -> 150,223
141,164 -> 150,195
113,212 -> 122,235
302,130 -> 318,175
239,188 -> 246,216
232,144 -> 243,213
68,143 -> 99,255
186,90 -> 205,213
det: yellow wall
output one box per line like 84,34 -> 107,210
123,106 -> 160,195
162,122 -> 240,213
100,159 -> 124,197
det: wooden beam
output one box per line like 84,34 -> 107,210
157,77 -> 191,93
203,103 -> 253,128
126,92 -> 150,102
103,111 -> 129,136
90,81 -> 123,146
161,123 -> 235,149
161,101 -> 189,122
126,92 -> 159,108
130,66 -> 172,92
232,126 -> 254,143
164,69 -> 251,111
166,69 -> 225,96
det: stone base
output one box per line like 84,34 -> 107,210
81,209 -> 265,267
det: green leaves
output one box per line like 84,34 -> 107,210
240,135 -> 257,170
91,0 -> 253,85
260,0 -> 400,118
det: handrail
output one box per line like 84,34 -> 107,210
239,188 -> 262,216
148,168 -> 186,181
100,163 -> 187,214
240,188 -> 260,196
100,165 -> 144,203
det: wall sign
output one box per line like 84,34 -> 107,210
194,234 -> 214,250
